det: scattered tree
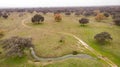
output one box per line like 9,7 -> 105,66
2,13 -> 8,19
31,14 -> 44,24
83,11 -> 94,16
54,13 -> 62,22
104,13 -> 109,17
94,32 -> 112,43
113,18 -> 120,26
65,12 -> 71,16
95,13 -> 106,21
112,14 -> 120,19
1,36 -> 33,57
75,12 -> 81,16
79,18 -> 89,25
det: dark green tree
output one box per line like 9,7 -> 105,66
31,14 -> 44,24
94,32 -> 112,43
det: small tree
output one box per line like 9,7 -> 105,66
31,14 -> 44,24
94,32 -> 112,43
75,12 -> 81,16
104,13 -> 109,17
65,12 -> 71,16
79,18 -> 89,25
54,13 -> 62,22
95,13 -> 106,21
113,18 -> 120,26
83,11 -> 93,16
1,36 -> 33,57
112,14 -> 120,19
2,14 -> 8,19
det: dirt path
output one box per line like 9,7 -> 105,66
30,47 -> 94,62
22,16 -> 118,67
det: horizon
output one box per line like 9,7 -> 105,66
0,5 -> 120,9
0,0 -> 120,8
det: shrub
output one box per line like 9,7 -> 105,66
113,18 -> 120,26
1,36 -> 33,57
59,36 -> 65,43
54,13 -> 62,22
31,14 -> 44,24
0,52 -> 1,54
72,51 -> 78,55
79,18 -> 89,25
94,32 -> 112,43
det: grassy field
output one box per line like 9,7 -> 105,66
0,12 -> 120,67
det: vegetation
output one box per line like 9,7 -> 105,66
72,51 -> 78,55
0,6 -> 120,67
83,11 -> 93,16
94,32 -> 112,43
74,12 -> 81,16
31,14 -> 44,24
104,13 -> 109,17
2,13 -> 8,19
0,30 -> 4,38
79,18 -> 89,25
54,13 -> 62,22
65,12 -> 71,16
95,13 -> 106,21
1,36 -> 33,57
113,18 -> 120,26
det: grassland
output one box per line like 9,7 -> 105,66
0,12 -> 120,67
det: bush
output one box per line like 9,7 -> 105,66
31,14 -> 44,24
94,32 -> 112,43
59,36 -> 65,43
72,51 -> 78,55
54,13 -> 62,22
79,18 -> 89,25
1,36 -> 33,57
113,18 -> 120,26
0,52 -> 1,54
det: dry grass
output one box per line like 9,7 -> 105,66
1,12 -> 120,66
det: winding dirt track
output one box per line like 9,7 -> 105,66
22,15 -> 118,67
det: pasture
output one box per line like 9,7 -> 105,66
0,11 -> 120,67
